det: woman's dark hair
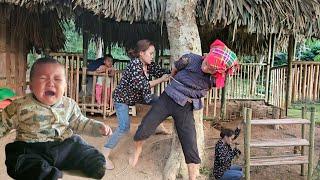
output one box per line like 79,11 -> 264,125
30,57 -> 63,80
220,128 -> 235,138
128,39 -> 155,58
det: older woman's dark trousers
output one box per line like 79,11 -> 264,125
5,135 -> 106,180
134,92 -> 201,164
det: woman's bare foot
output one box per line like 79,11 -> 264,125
155,123 -> 171,135
104,148 -> 115,170
129,141 -> 143,167
105,158 -> 115,170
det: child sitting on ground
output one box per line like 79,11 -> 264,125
212,124 -> 243,180
0,57 -> 112,180
95,56 -> 115,105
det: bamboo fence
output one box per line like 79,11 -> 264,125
45,53 -> 320,118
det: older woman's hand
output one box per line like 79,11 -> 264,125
161,74 -> 170,82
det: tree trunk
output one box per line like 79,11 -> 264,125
164,0 -> 204,179
312,158 -> 320,179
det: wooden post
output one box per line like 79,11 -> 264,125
272,107 -> 281,130
220,75 -> 229,121
244,108 -> 252,180
307,107 -> 316,180
266,34 -> 276,104
285,35 -> 295,115
301,106 -> 307,176
81,30 -> 89,115
155,44 -> 160,64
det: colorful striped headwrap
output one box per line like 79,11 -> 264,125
206,39 -> 238,88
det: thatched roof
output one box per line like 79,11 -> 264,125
74,11 -> 169,51
0,2 -> 68,51
197,0 -> 320,54
72,0 -> 320,55
73,0 -> 166,23
1,0 -> 320,55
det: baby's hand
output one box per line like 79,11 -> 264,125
99,124 -> 113,136
97,65 -> 106,72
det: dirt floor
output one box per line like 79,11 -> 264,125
0,103 -> 319,180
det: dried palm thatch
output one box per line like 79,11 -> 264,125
2,0 -> 320,55
197,0 -> 320,54
74,11 -> 169,51
73,0 -> 167,23
197,0 -> 320,37
0,3 -> 67,51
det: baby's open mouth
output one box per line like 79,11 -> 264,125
45,90 -> 55,96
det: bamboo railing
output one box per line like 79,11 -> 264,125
46,53 -> 320,119
205,63 -> 268,116
51,53 -> 118,118
268,65 -> 287,109
291,61 -> 320,103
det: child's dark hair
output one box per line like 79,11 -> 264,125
128,39 -> 155,58
30,57 -> 64,80
104,54 -> 113,61
220,128 -> 235,138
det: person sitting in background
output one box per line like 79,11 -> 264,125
84,54 -> 114,96
95,56 -> 115,105
0,57 -> 112,180
212,124 -> 243,180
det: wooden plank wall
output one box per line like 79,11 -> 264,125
0,16 -> 27,95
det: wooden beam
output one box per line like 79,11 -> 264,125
220,75 -> 228,121
81,29 -> 89,116
308,107 -> 316,180
301,106 -> 307,176
251,156 -> 308,166
244,108 -> 252,180
250,118 -> 310,125
285,35 -> 295,115
250,138 -> 309,147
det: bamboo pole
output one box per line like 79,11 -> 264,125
313,65 -> 319,101
213,88 -> 217,117
244,108 -> 252,180
205,91 -> 209,117
315,65 -> 320,101
301,106 -> 306,176
292,63 -> 297,102
266,34 -> 276,103
220,75 -> 228,121
303,64 -> 307,101
307,107 -> 316,180
307,65 -> 311,101
309,65 -> 314,101
65,56 -> 69,97
76,56 -> 80,103
103,73 -> 108,119
91,74 -> 97,115
81,30 -> 89,115
285,35 -> 295,115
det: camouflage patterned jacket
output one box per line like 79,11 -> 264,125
0,94 -> 105,142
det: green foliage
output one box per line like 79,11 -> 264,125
313,54 -> 320,62
298,38 -> 320,61
288,103 -> 320,124
110,45 -> 130,60
274,52 -> 287,66
63,20 -> 96,59
63,20 -> 129,60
